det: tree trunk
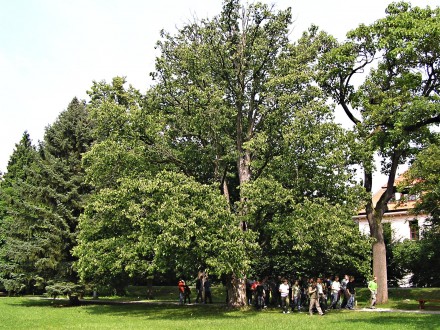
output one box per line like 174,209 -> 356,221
223,148 -> 251,306
370,220 -> 388,304
226,274 -> 247,307
146,276 -> 154,299
365,170 -> 389,304
238,153 -> 251,185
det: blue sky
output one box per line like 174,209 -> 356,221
1,0 -> 437,190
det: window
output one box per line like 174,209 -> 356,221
409,220 -> 419,240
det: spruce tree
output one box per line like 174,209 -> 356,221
0,99 -> 94,294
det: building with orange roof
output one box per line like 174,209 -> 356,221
353,173 -> 428,241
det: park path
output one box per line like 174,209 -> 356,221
355,307 -> 440,315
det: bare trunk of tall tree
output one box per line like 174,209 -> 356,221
365,170 -> 389,304
225,274 -> 247,307
226,98 -> 252,306
223,151 -> 252,307
372,230 -> 388,303
364,151 -> 401,304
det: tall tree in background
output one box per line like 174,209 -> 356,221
318,2 -> 440,303
238,25 -> 371,279
150,0 -> 373,304
0,98 -> 93,293
39,97 -> 94,287
73,1 -> 367,305
150,0 -> 293,305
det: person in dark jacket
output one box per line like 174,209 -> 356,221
195,275 -> 203,303
204,277 -> 212,303
345,276 -> 356,310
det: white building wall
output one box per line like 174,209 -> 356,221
389,218 -> 411,242
357,214 -> 427,241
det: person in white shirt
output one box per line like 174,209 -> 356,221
279,279 -> 290,313
330,276 -> 341,309
340,274 -> 349,308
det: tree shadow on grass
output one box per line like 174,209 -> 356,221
7,297 -> 60,308
87,304 -> 253,320
14,298 -> 261,321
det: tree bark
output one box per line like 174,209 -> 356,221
223,151 -> 251,306
364,150 -> 401,304
365,170 -> 389,304
225,274 -> 247,307
370,219 -> 388,304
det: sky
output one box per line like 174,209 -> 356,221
0,0 -> 438,190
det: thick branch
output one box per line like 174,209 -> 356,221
403,115 -> 440,132
375,150 -> 402,214
340,100 -> 361,125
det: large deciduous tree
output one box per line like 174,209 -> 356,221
318,2 -> 440,303
150,0 -> 292,305
74,171 -> 255,294
76,2 -> 371,307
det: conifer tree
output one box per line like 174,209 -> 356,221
0,99 -> 93,294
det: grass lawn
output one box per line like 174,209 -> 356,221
1,288 -> 440,330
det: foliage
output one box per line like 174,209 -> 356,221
150,0 -> 293,199
45,282 -> 85,300
6,1 -> 430,300
242,178 -> 371,278
392,230 -> 440,287
394,140 -> 440,287
74,171 -> 257,287
0,99 -> 94,293
0,132 -> 53,293
382,223 -> 407,287
402,140 -> 440,222
76,2 -> 372,299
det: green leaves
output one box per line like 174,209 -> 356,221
241,178 -> 371,278
0,99 -> 94,293
402,140 -> 440,220
74,171 -> 256,284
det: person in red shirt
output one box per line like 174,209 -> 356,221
178,279 -> 185,305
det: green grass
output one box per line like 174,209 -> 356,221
1,288 -> 440,330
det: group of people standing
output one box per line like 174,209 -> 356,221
178,273 -> 379,312
178,275 -> 212,305
248,274 -> 378,315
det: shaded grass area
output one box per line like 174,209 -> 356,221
2,295 -> 440,330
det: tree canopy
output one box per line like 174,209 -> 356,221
74,1 -> 371,306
